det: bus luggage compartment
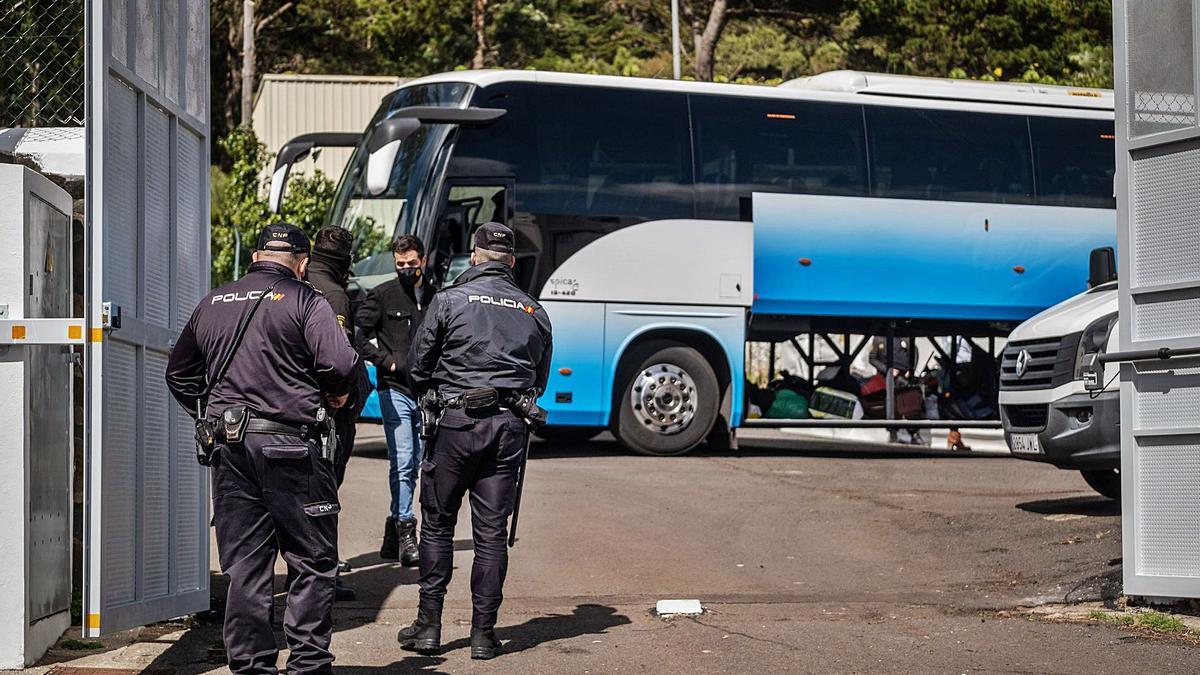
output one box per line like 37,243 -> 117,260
751,192 -> 1115,325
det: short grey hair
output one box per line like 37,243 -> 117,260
257,249 -> 307,267
473,247 -> 514,265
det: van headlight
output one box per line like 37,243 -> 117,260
1074,312 -> 1117,379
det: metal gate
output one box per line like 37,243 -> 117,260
84,0 -> 211,634
1115,0 -> 1200,599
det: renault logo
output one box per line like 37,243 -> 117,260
1015,349 -> 1031,379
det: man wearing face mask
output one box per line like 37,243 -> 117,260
356,235 -> 434,566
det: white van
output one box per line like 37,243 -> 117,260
999,269 -> 1120,499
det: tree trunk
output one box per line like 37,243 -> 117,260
241,0 -> 256,125
472,0 -> 488,69
692,0 -> 729,81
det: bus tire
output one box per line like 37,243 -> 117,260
614,342 -> 720,456
1080,468 -> 1121,501
534,426 -> 604,443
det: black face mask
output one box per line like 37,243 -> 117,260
396,266 -> 422,286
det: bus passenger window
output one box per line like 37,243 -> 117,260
1030,118 -> 1116,209
866,107 -> 1034,205
532,85 -> 693,219
691,96 -> 868,219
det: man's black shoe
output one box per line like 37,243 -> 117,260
397,518 -> 420,567
380,516 -> 399,560
334,576 -> 356,602
397,608 -> 442,653
470,627 -> 501,660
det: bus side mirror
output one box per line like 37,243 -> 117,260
1089,246 -> 1117,288
268,140 -> 315,213
366,118 -> 422,196
269,132 -> 361,213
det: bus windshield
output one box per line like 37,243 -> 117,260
328,82 -> 473,272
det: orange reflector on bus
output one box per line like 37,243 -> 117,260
11,325 -> 25,340
766,113 -> 796,120
558,367 -> 573,376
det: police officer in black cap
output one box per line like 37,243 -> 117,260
166,223 -> 359,675
397,222 -> 553,660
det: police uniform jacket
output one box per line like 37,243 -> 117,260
356,278 -> 436,398
408,261 -> 553,398
166,260 -> 360,427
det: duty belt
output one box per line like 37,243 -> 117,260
216,418 -> 313,440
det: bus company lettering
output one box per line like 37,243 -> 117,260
468,294 -> 536,314
547,278 -> 579,297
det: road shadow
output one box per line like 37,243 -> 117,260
1016,495 -> 1121,517
332,604 -> 631,673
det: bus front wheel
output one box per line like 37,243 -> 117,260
614,342 -> 719,456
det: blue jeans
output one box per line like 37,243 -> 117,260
380,388 -> 422,522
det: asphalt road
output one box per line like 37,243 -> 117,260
47,427 -> 1200,673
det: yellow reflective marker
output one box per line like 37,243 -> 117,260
87,613 -> 100,630
11,325 -> 25,340
68,324 -> 83,340
90,328 -> 104,342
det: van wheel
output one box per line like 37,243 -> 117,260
1080,469 -> 1121,500
614,342 -> 719,456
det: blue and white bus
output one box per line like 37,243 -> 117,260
273,70 -> 1116,455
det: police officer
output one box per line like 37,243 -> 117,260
306,226 -> 373,601
165,224 -> 359,675
397,222 -> 553,660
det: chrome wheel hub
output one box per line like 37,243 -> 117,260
630,363 -> 697,435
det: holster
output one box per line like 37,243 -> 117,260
317,406 -> 337,464
222,405 -> 250,443
418,389 -> 443,442
505,389 -> 548,429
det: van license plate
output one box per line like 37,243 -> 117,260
1010,433 -> 1042,454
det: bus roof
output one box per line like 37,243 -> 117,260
398,69 -> 1113,116
782,70 -> 1113,111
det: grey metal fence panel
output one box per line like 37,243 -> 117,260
85,0 -> 210,636
1117,0 -> 1200,599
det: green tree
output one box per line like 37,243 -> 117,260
852,0 -> 1113,87
210,127 -> 386,286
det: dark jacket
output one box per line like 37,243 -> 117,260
305,253 -> 355,343
356,276 -> 436,397
165,261 -> 360,426
409,261 -> 553,398
307,253 -> 372,409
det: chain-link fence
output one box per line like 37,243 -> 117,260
0,0 -> 85,127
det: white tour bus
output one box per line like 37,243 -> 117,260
271,70 -> 1116,455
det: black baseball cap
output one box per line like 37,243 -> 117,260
473,222 -> 515,254
256,223 -> 311,254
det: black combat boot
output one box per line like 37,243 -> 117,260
397,607 -> 442,653
380,516 -> 399,560
470,627 -> 501,660
397,518 -> 420,568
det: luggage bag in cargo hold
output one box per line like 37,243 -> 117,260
808,386 -> 864,420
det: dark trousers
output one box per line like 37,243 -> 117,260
418,408 -> 527,629
333,365 -> 371,486
213,433 -> 341,675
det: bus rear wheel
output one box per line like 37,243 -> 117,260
614,343 -> 719,456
